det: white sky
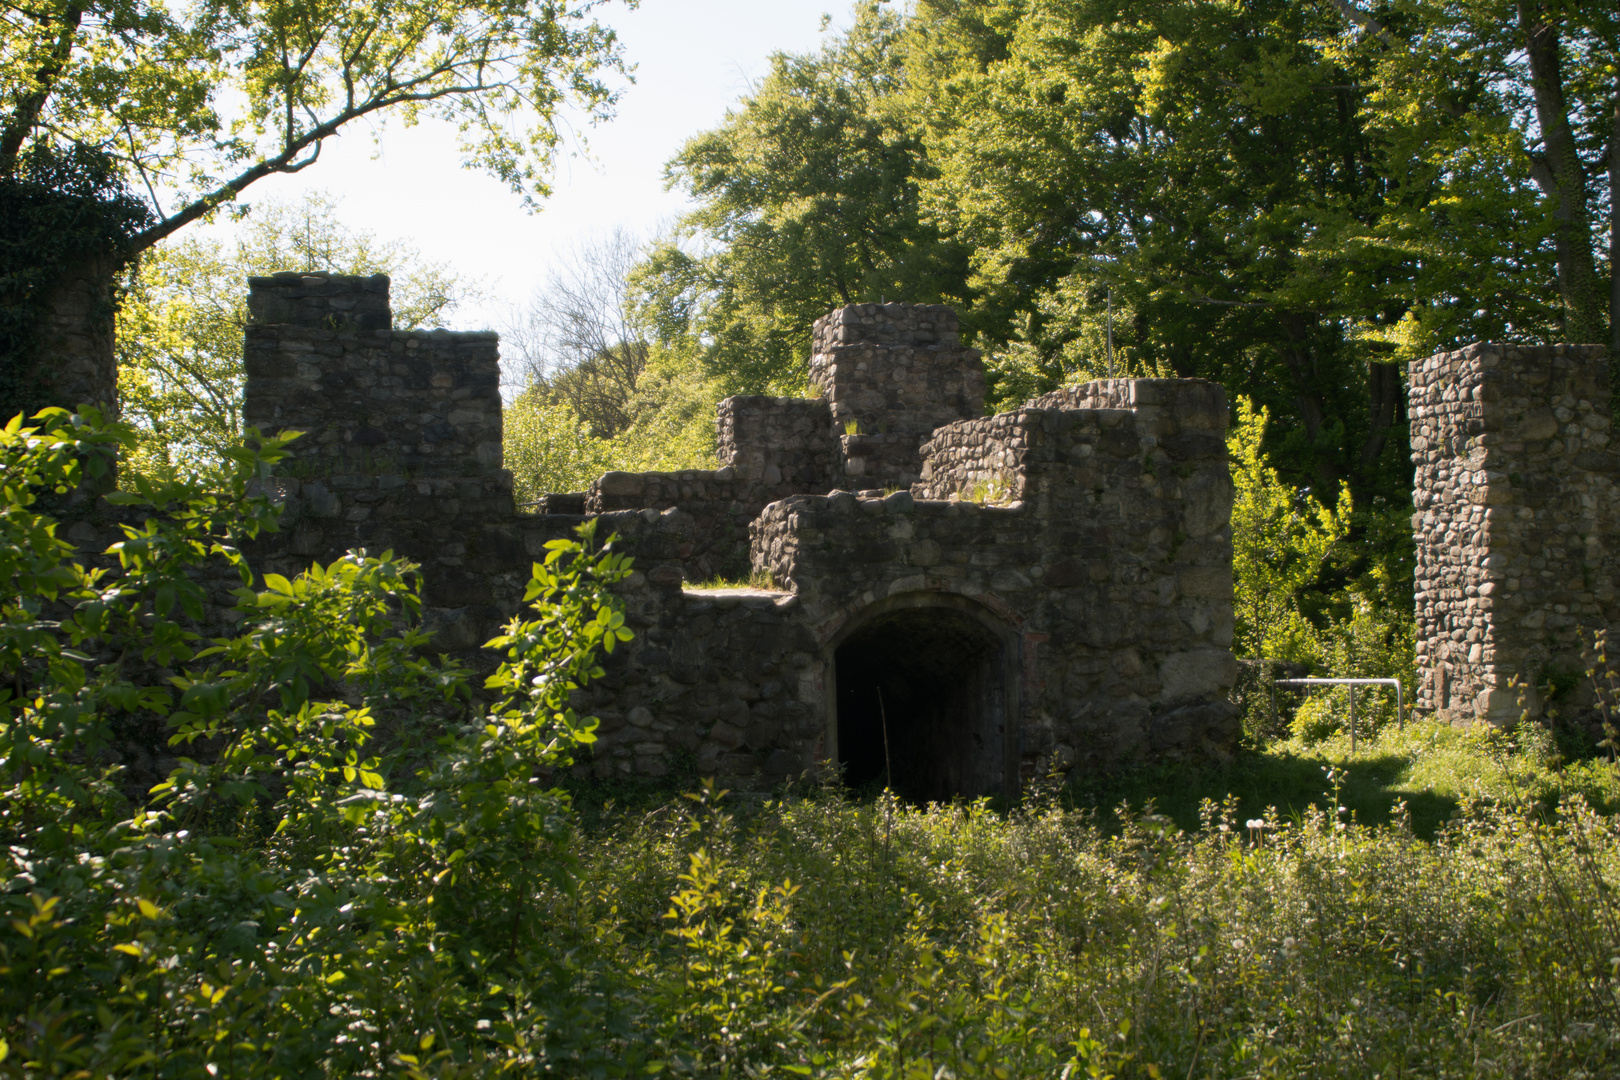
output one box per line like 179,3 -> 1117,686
215,0 -> 844,334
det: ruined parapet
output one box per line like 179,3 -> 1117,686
808,303 -> 984,485
1028,378 -> 1228,440
244,271 -> 391,331
575,397 -> 839,580
716,395 -> 839,488
912,411 -> 1041,503
753,377 -> 1237,779
919,378 -> 1229,512
1409,342 -> 1619,723
242,272 -> 503,480
240,272 -> 516,632
584,469 -> 752,580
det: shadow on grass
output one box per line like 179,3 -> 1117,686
1062,747 -> 1461,839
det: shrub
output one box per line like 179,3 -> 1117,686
0,408 -> 634,1075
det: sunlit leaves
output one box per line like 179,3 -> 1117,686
1,0 -> 631,252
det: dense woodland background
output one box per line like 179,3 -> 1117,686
111,0 -> 1619,686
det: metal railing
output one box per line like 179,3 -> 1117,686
1272,677 -> 1404,752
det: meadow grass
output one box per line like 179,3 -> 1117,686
1064,717 -> 1620,838
559,719 -> 1620,1077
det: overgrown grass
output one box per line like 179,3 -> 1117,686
567,775 -> 1620,1077
555,719 -> 1620,1076
683,569 -> 778,591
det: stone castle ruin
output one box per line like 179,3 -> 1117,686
70,271 -> 1608,798
237,273 -> 1240,798
1409,342 -> 1619,726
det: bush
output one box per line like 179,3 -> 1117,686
0,408 -> 634,1075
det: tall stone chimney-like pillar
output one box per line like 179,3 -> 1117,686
1409,342 -> 1617,724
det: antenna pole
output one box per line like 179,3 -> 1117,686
1106,287 -> 1115,378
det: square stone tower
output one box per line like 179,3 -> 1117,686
1409,342 -> 1618,723
808,303 -> 984,486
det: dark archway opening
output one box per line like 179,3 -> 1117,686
835,607 -> 1008,802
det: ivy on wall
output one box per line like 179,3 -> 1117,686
0,144 -> 152,419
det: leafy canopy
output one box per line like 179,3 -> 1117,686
0,0 -> 635,254
636,0 -> 971,395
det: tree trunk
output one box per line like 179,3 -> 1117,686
1278,314 -> 1342,498
1359,359 -> 1401,474
1519,2 -> 1609,345
1610,73 -> 1619,357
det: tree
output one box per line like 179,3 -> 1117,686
506,228 -> 652,438
909,0 -> 1471,506
0,0 -> 633,255
636,0 -> 972,394
116,191 -> 469,479
1329,0 -> 1617,353
502,230 -> 723,503
1229,396 -> 1349,664
503,393 -> 613,504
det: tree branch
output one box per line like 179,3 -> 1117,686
128,72 -> 498,252
0,0 -> 88,173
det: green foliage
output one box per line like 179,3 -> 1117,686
636,1 -> 973,394
1229,397 -> 1349,664
117,191 -> 472,482
504,392 -> 616,505
505,343 -> 721,506
569,758 -> 1620,1078
0,0 -> 631,256
0,408 -> 638,1074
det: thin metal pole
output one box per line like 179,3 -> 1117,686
1348,686 -> 1356,752
1274,678 -> 1405,745
1106,288 -> 1115,377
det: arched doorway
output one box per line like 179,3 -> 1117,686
828,595 -> 1018,802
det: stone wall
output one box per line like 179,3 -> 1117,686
242,272 -> 503,479
564,304 -> 989,573
1409,342 -> 1619,723
223,285 -> 1240,795
1029,378 -> 1230,443
716,395 -> 839,489
239,273 -> 518,648
584,469 -> 753,581
808,302 -> 985,486
36,254 -> 120,418
753,387 -> 1238,779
